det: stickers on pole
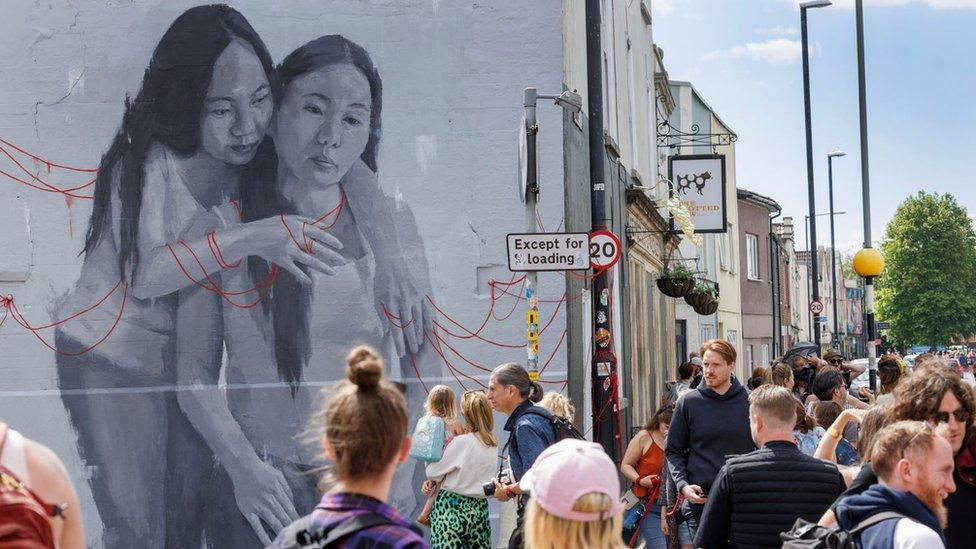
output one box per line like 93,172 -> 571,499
589,230 -> 621,271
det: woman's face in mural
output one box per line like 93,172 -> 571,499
273,63 -> 372,188
199,37 -> 273,166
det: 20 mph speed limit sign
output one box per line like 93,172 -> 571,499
809,299 -> 825,315
589,230 -> 622,270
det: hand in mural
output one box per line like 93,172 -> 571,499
374,261 -> 430,357
233,460 -> 299,545
244,214 -> 347,284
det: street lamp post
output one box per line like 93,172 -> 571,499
828,151 -> 846,346
805,210 -> 846,344
800,0 -> 832,352
853,0 -> 880,392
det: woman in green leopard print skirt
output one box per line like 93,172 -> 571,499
423,391 -> 498,548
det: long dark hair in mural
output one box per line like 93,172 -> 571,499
54,4 -> 432,547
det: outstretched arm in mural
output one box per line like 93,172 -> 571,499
129,212 -> 346,300
341,160 -> 432,357
174,282 -> 299,545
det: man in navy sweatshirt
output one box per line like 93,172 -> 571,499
835,421 -> 956,548
665,339 -> 754,539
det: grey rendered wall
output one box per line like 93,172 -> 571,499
0,1 -> 567,546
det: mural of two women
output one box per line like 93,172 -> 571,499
53,4 -> 434,547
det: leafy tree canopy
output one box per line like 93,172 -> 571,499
876,192 -> 976,347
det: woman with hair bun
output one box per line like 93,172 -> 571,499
271,345 -> 427,548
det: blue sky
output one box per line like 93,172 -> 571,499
653,0 -> 976,254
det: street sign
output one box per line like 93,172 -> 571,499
589,230 -> 622,270
809,299 -> 825,315
876,322 -> 891,330
507,233 -> 590,271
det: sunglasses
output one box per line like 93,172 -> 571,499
932,408 -> 971,425
828,358 -> 844,364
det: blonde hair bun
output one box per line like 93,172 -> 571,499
346,345 -> 383,390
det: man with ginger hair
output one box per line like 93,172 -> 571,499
694,385 -> 844,548
835,421 -> 955,548
665,339 -> 754,539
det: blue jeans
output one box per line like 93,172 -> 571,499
642,503 -> 693,549
680,500 -> 705,543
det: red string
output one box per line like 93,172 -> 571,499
4,279 -> 124,331
165,243 -> 278,308
0,166 -> 94,200
430,329 -> 494,373
280,213 -> 311,253
302,191 -> 346,253
383,305 -> 414,330
490,277 -> 525,322
539,329 -> 567,375
229,199 -> 243,221
0,141 -> 95,199
0,138 -> 97,172
207,232 -> 241,269
4,283 -> 128,357
423,328 -> 472,391
407,351 -> 429,394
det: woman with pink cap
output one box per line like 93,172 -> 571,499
519,439 -> 627,548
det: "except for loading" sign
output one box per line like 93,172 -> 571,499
507,233 -> 590,271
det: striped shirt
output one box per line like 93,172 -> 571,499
271,492 -> 427,549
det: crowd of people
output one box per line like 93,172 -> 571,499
8,339 -> 976,548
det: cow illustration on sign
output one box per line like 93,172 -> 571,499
675,171 -> 712,196
51,5 -> 434,547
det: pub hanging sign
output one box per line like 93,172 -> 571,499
668,154 -> 728,234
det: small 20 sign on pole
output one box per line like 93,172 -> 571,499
589,230 -> 621,271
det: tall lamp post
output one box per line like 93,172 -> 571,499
853,0 -> 880,392
800,0 -> 832,352
827,151 -> 846,346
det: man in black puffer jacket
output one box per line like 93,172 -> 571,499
695,385 -> 846,548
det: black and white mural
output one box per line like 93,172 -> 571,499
0,1 -> 568,547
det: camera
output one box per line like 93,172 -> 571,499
482,470 -> 511,497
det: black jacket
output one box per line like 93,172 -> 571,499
665,377 -> 753,493
694,440 -> 846,548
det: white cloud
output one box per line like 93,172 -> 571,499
655,0 -> 674,15
756,25 -> 799,36
703,38 -> 802,64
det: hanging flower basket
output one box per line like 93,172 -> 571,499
657,277 -> 695,298
657,264 -> 695,298
694,300 -> 719,315
685,281 -> 719,310
685,291 -> 712,309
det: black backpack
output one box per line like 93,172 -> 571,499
780,511 -> 907,549
522,407 -> 584,442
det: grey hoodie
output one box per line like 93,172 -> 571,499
665,377 -> 754,493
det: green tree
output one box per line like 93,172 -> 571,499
876,192 -> 976,347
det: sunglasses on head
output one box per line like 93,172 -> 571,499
932,408 -> 971,425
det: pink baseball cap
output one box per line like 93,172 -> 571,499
519,439 -> 624,522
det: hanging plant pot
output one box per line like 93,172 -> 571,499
694,300 -> 719,315
685,291 -> 712,309
657,276 -> 695,298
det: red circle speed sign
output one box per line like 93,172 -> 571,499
589,230 -> 622,270
809,299 -> 824,315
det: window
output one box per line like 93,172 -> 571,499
745,345 -> 754,369
761,344 -> 770,367
746,233 -> 760,280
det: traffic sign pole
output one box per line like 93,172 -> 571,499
523,89 -> 540,380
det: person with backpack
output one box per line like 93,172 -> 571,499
488,363 -> 580,548
0,422 -> 84,549
665,339 -> 755,540
833,421 -> 955,548
270,346 -> 427,548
